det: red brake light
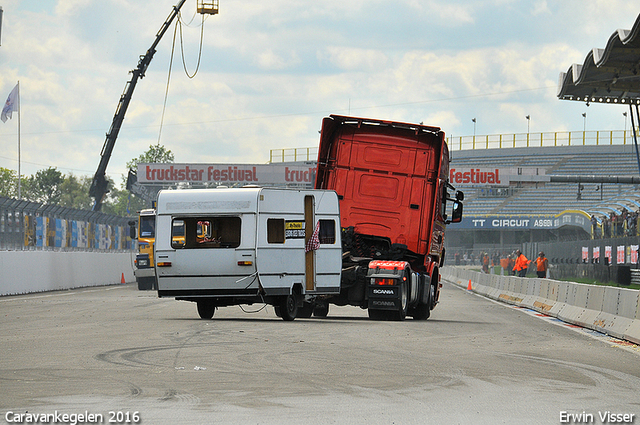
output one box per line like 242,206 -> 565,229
157,262 -> 172,267
374,278 -> 395,286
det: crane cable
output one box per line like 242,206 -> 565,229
178,10 -> 206,79
156,10 -> 208,144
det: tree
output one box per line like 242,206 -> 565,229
111,143 -> 175,214
126,143 -> 174,171
24,167 -> 64,204
59,174 -> 93,210
0,167 -> 18,198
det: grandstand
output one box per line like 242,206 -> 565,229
452,143 -> 640,217
445,141 -> 640,260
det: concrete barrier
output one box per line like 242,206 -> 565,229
548,281 -> 570,318
592,286 -> 637,339
574,285 -> 605,329
441,266 -> 640,346
623,292 -> 640,344
0,250 -> 136,296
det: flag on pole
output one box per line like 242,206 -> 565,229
305,222 -> 321,253
1,83 -> 19,123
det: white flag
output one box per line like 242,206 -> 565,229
1,83 -> 19,123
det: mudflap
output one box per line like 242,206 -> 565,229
366,260 -> 410,312
367,285 -> 401,311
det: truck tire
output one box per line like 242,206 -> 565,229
313,303 -> 329,318
279,293 -> 298,321
197,301 -> 215,319
411,280 -> 433,320
137,277 -> 153,291
297,302 -> 314,318
394,279 -> 408,321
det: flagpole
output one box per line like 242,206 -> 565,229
17,80 -> 21,200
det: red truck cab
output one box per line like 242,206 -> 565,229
315,115 -> 463,319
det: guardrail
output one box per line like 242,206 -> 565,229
447,129 -> 635,151
269,147 -> 318,163
270,129 -> 637,161
0,196 -> 135,251
441,266 -> 640,345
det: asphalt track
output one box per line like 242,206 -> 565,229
1,280 -> 639,425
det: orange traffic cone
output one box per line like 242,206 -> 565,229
467,279 -> 472,291
121,272 -> 126,284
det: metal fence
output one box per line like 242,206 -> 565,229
269,147 -> 318,163
0,196 -> 135,251
447,129 -> 635,151
271,130 -> 637,161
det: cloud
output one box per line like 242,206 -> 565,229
531,1 -> 551,16
320,47 -> 388,72
0,0 -> 638,178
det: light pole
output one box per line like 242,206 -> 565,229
472,118 -> 476,149
582,112 -> 587,132
623,111 -> 628,141
526,115 -> 530,133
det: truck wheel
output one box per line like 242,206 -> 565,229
412,302 -> 431,320
313,303 -> 329,318
394,279 -> 408,321
197,301 -> 215,319
279,294 -> 298,321
137,277 -> 153,291
297,302 -> 314,318
411,282 -> 432,320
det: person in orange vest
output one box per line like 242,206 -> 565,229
482,252 -> 490,273
535,251 -> 548,278
512,249 -> 530,277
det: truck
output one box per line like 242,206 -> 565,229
132,208 -> 158,290
314,115 -> 463,320
154,114 -> 463,320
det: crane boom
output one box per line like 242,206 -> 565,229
89,0 -> 187,211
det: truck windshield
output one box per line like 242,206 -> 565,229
140,216 -> 155,238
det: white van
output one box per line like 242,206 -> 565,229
154,187 -> 342,320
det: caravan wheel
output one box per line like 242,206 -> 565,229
196,301 -> 215,319
279,294 -> 298,321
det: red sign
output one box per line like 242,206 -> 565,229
449,168 -> 501,185
138,163 -> 316,185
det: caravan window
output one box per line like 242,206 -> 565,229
171,217 -> 241,249
319,219 -> 336,244
267,219 -> 285,244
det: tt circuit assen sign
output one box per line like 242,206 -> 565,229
137,163 -> 316,186
456,211 -> 590,233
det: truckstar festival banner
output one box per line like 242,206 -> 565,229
448,167 -> 545,187
138,163 -> 316,185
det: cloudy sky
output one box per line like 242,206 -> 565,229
0,0 -> 639,181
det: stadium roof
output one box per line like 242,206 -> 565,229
558,13 -> 640,104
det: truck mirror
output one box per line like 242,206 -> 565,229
456,190 -> 464,201
129,223 -> 137,240
447,201 -> 463,224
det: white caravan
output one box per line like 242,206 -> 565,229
154,187 -> 342,320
